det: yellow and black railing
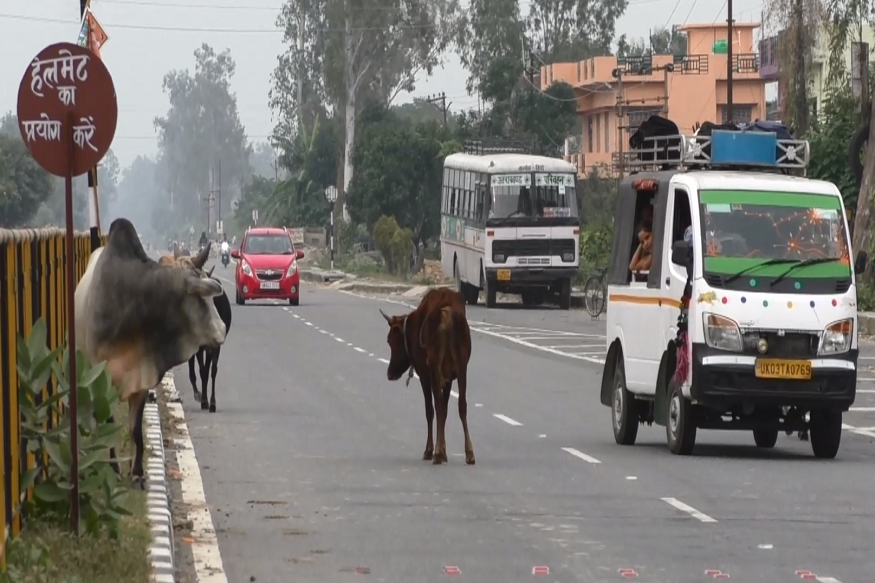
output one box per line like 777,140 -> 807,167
0,228 -> 106,564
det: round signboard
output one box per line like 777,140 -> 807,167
16,42 -> 118,177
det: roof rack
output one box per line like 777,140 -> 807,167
612,130 -> 810,175
463,139 -> 532,156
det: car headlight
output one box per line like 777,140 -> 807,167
818,318 -> 853,355
241,260 -> 253,277
562,252 -> 575,262
703,313 -> 743,352
287,262 -> 298,277
493,253 -> 505,263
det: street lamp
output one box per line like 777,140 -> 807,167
324,185 -> 338,270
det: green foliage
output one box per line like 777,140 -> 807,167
373,215 -> 414,276
807,81 -> 859,210
0,131 -> 55,228
578,165 -> 618,277
858,283 -> 875,312
16,319 -> 131,538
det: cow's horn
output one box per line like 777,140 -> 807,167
379,309 -> 391,323
206,265 -> 216,278
192,242 -> 211,269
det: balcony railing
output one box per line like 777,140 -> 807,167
616,54 -> 653,75
673,54 -> 709,75
732,53 -> 760,74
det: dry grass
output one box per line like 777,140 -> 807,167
2,399 -> 152,583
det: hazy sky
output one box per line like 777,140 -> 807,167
1,0 -> 768,170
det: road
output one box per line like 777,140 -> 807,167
174,268 -> 875,583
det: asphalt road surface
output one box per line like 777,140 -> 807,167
176,268 -> 875,583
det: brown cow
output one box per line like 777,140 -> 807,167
381,288 -> 474,465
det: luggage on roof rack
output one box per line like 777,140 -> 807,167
463,139 -> 532,156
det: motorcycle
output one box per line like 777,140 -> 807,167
221,251 -> 230,268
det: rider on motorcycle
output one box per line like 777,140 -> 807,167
220,234 -> 231,266
198,231 -> 208,251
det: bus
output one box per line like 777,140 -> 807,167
440,147 -> 580,309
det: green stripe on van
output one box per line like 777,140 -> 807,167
700,190 -> 842,209
704,257 -> 850,278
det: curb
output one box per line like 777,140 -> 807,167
144,393 -> 175,583
859,312 -> 875,336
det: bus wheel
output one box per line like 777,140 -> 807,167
558,278 -> 572,310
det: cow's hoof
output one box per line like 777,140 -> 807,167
432,455 -> 443,465
422,450 -> 433,460
209,403 -> 216,413
192,390 -> 200,401
200,400 -> 209,410
440,452 -> 449,463
465,453 -> 476,465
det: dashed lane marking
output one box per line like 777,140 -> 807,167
660,497 -> 717,523
354,347 -> 367,353
561,447 -> 601,464
493,413 -> 523,426
850,407 -> 875,412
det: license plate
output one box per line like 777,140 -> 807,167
497,269 -> 511,282
755,359 -> 812,380
260,281 -> 280,290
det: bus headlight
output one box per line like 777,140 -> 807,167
703,313 -> 743,352
818,318 -> 853,355
493,253 -> 506,263
562,252 -> 575,262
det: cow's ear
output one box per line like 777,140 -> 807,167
186,274 -> 223,298
380,309 -> 392,324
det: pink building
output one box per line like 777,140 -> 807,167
541,22 -> 768,176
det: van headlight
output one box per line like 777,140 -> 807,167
703,313 -> 743,352
818,318 -> 853,355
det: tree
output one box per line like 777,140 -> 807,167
457,0 -> 526,101
272,0 -> 459,220
512,81 -> 579,156
0,133 -> 55,227
807,81 -> 858,211
526,0 -> 628,63
250,142 -> 279,179
108,155 -> 159,237
616,26 -> 687,58
154,44 -> 252,232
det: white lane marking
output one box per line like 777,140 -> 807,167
850,407 -> 875,412
292,314 -> 300,318
543,344 -> 605,349
475,403 -> 483,407
471,322 -> 604,339
561,447 -> 601,464
858,378 -> 875,381
843,423 -> 875,438
163,375 -> 229,583
757,544 -> 773,550
450,390 -> 459,398
660,497 -> 717,523
282,307 -> 288,311
472,326 -> 604,364
538,434 -> 546,438
493,413 -> 523,426
319,330 -> 328,335
857,389 -> 875,393
368,353 -> 374,357
816,578 -> 843,583
354,347 -> 367,353
335,337 -> 345,343
859,356 -> 875,359
626,476 -> 638,481
306,322 -> 313,327
348,342 -> 354,346
377,358 -> 390,364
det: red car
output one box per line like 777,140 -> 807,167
231,227 -> 305,306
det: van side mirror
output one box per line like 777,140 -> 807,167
671,240 -> 691,268
855,250 -> 868,274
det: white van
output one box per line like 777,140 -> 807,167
599,130 -> 868,459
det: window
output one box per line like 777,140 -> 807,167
671,188 -> 692,245
243,234 -> 294,255
627,109 -> 662,131
629,191 -> 655,282
721,105 -> 752,125
595,115 -> 601,153
587,116 -> 594,153
604,112 -> 610,151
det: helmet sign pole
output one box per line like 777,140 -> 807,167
325,186 -> 338,271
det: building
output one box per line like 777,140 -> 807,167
760,27 -> 874,119
541,22 -> 768,176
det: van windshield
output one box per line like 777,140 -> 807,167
699,190 -> 851,279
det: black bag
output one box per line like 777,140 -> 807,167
629,115 -> 680,163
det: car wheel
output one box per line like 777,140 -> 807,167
666,380 -> 696,455
809,409 -> 842,459
289,297 -> 299,306
235,288 -> 245,305
753,429 -> 779,448
611,358 -> 639,446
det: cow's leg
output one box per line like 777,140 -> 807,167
439,379 -> 452,463
129,390 -> 149,490
419,375 -> 434,460
430,370 -> 446,465
188,354 -> 199,401
108,413 -> 121,476
208,348 -> 220,413
199,350 -> 210,410
457,369 -> 475,465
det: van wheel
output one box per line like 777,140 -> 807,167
666,381 -> 696,455
753,429 -> 778,448
612,360 -> 639,445
809,409 -> 842,459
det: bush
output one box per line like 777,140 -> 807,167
16,318 -> 132,537
373,215 -> 414,277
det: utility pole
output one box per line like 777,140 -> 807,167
426,93 -> 451,127
792,0 -> 809,134
296,3 -> 305,130
726,0 -> 734,124
216,158 -> 222,233
80,0 -> 100,253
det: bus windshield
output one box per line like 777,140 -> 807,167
699,190 -> 850,278
490,173 -> 579,219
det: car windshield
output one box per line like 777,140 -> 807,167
490,173 -> 579,219
699,190 -> 850,278
243,234 -> 294,255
